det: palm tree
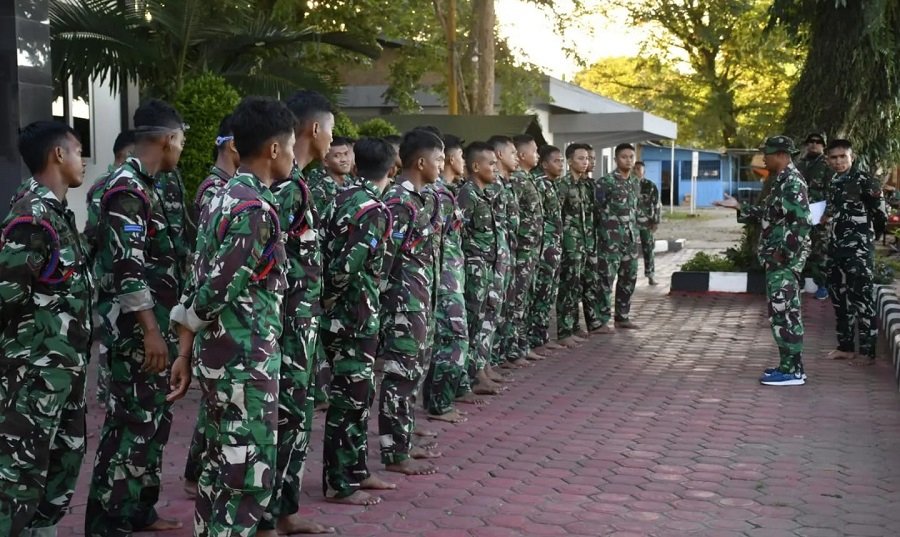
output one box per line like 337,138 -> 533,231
50,0 -> 382,99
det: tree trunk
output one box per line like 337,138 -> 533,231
472,0 -> 495,115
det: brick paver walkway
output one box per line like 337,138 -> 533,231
58,250 -> 900,536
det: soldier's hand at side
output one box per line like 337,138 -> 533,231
142,329 -> 169,374
714,194 -> 740,210
167,354 -> 191,402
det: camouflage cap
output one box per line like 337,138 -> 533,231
759,135 -> 799,155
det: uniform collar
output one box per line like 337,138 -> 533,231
124,156 -> 155,185
211,165 -> 232,182
27,177 -> 66,206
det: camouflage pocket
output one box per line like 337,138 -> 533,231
217,442 -> 276,492
215,378 -> 278,447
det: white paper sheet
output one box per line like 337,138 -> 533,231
809,201 -> 827,225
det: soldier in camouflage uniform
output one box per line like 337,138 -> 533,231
458,142 -> 505,396
422,134 -> 474,420
86,100 -> 188,536
634,161 -> 661,286
556,144 -> 592,347
592,143 -> 641,331
528,145 -> 565,352
0,122 -> 94,536
170,96 -> 295,537
320,137 -> 397,505
156,168 -> 195,277
795,133 -> 832,299
257,91 -> 335,535
823,139 -> 886,362
378,130 -> 443,475
717,136 -> 812,386
579,143 -> 601,335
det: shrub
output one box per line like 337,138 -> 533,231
874,260 -> 896,284
680,251 -> 739,272
357,117 -> 400,138
173,73 -> 241,200
723,227 -> 763,272
333,110 -> 359,139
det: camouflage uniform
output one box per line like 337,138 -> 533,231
826,167 -> 885,360
556,173 -> 589,338
593,170 -> 640,326
637,177 -> 661,279
171,172 -> 287,537
378,180 -> 436,464
319,177 -> 390,498
0,179 -> 93,536
796,154 -> 832,287
183,164 -> 233,486
579,176 -> 600,330
156,169 -> 196,275
87,157 -> 183,536
422,179 -> 469,415
738,162 -> 811,374
457,180 -> 498,380
487,178 -> 517,365
507,170 -> 544,360
527,172 -> 562,348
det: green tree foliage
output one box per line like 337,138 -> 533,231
584,0 -> 802,149
173,73 -> 241,199
357,118 -> 400,138
333,111 -> 360,139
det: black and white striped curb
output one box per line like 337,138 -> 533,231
670,271 -> 768,294
654,239 -> 686,254
875,285 -> 900,387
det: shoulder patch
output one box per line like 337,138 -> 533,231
123,224 -> 144,233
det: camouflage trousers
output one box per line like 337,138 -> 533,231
259,316 -> 318,530
312,316 -> 330,407
96,341 -> 110,403
0,366 -> 86,536
556,250 -> 585,338
595,249 -> 638,326
464,258 -> 496,374
321,333 -> 377,499
423,290 -> 470,415
528,242 -> 562,348
194,375 -> 279,537
492,257 -> 514,366
639,227 -> 655,278
828,254 -> 876,359
506,248 -> 540,361
378,311 -> 429,464
766,267 -> 805,373
581,248 -> 602,330
86,345 -> 173,537
805,224 -> 829,287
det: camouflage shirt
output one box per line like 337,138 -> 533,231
486,178 -> 513,268
637,178 -> 661,229
795,154 -> 832,203
193,165 -> 232,218
95,157 -> 183,351
381,179 -> 437,313
156,169 -> 196,275
535,173 -> 562,252
171,172 -> 287,381
0,179 -> 93,368
320,177 -> 390,337
458,180 -> 498,267
272,166 -> 323,319
428,179 -> 466,299
511,169 -> 544,251
739,163 -> 812,272
557,173 -> 589,255
307,167 -> 349,216
84,164 -> 118,264
595,170 -> 640,254
826,168 -> 885,259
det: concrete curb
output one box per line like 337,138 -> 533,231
670,271 -> 767,294
875,285 -> 900,388
654,239 -> 686,254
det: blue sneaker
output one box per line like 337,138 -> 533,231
764,367 -> 807,380
760,370 -> 806,386
815,286 -> 829,300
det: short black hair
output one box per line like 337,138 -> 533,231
18,120 -> 79,175
414,125 -> 444,138
565,143 -> 590,160
330,136 -> 353,148
383,134 -> 402,146
354,137 -> 397,180
614,143 -> 636,156
464,141 -> 494,174
113,130 -> 135,156
132,99 -> 184,139
400,129 -> 444,169
826,139 -> 853,153
443,134 -> 464,153
230,96 -> 296,159
487,135 -> 514,152
634,161 -> 646,167
513,134 -> 535,151
284,90 -> 334,129
539,144 -> 561,165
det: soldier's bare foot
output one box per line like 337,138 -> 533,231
545,341 -> 564,350
183,480 -> 198,499
576,330 -> 590,338
326,491 -> 382,505
386,459 -> 438,475
526,351 -> 546,360
571,335 -> 587,343
315,402 -> 329,412
410,445 -> 444,458
277,513 -> 335,534
141,517 -> 183,531
614,320 -> 640,329
558,336 -> 580,348
485,367 -> 513,382
361,474 -> 397,490
828,349 -> 856,360
427,409 -> 468,423
456,391 -> 488,405
472,383 -> 502,395
258,530 -> 278,537
414,425 -> 438,438
591,325 -> 614,334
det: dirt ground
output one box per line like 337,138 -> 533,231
655,207 -> 744,251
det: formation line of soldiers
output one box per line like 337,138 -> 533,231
0,92 -> 662,537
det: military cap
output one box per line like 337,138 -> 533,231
803,132 -> 827,145
759,135 -> 799,155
